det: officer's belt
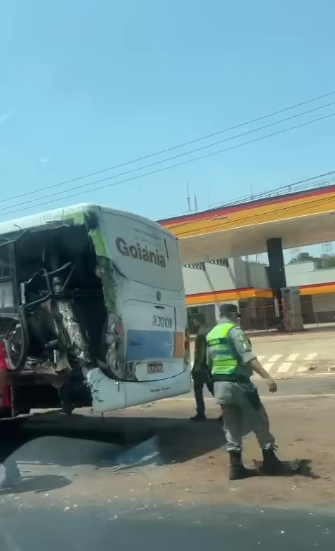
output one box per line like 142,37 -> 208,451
212,374 -> 250,383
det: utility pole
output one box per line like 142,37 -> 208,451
245,183 -> 253,264
187,183 -> 191,212
322,242 -> 333,256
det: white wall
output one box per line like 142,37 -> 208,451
231,257 -> 248,288
285,262 -> 335,286
182,262 -> 235,295
311,293 -> 335,313
183,257 -> 335,302
248,262 -> 270,289
183,257 -> 270,297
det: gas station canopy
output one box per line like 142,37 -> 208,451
159,184 -> 335,264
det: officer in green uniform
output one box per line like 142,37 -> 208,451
206,303 -> 284,480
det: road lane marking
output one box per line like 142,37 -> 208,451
263,362 -> 274,372
304,353 -> 318,360
296,353 -> 318,372
257,355 -> 265,361
171,393 -> 335,401
259,393 -> 335,400
287,353 -> 300,361
257,393 -> 335,400
277,362 -> 293,373
268,354 -> 282,362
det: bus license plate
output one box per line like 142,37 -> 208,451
148,362 -> 164,374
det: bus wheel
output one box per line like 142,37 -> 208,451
61,403 -> 75,416
58,380 -> 75,415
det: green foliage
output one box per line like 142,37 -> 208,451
289,252 -> 335,269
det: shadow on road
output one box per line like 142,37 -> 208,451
253,458 -> 319,479
0,412 -> 319,483
0,474 -> 72,495
0,412 -> 224,470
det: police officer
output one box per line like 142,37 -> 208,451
190,313 -> 214,421
206,303 -> 284,480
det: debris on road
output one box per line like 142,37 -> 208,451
306,360 -> 335,373
3,391 -> 335,510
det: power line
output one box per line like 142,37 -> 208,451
2,104 -> 335,216
2,89 -> 335,207
174,188 -> 335,240
2,111 -> 335,218
159,171 -> 335,224
173,193 -> 335,259
165,176 -> 335,223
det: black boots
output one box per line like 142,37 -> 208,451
228,449 -> 285,479
190,413 -> 207,422
262,448 -> 285,475
228,451 -> 256,480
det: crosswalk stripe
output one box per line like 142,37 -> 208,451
263,362 -> 274,372
304,353 -> 318,360
277,362 -> 293,373
287,353 -> 300,361
189,345 -> 319,376
268,354 -> 282,363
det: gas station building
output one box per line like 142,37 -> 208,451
159,183 -> 335,331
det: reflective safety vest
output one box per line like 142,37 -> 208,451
206,322 -> 238,375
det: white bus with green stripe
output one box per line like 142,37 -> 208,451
0,204 -> 191,418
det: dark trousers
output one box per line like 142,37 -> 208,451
193,369 -> 214,415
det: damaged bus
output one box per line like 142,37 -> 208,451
0,204 -> 191,418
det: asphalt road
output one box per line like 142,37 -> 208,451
1,375 -> 335,550
1,501 -> 334,550
183,374 -> 335,400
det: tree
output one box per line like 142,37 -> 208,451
288,252 -> 315,264
320,255 -> 335,269
288,252 -> 335,269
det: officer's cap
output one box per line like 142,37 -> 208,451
218,303 -> 241,318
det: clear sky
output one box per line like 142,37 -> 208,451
0,0 -> 335,256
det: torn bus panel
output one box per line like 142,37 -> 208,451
0,218 -> 126,413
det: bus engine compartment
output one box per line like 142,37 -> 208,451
0,221 -> 123,415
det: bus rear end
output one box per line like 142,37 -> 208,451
100,209 -> 191,407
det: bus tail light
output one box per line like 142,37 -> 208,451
174,332 -> 184,358
184,329 -> 190,351
108,319 -> 125,376
0,340 -> 8,371
183,329 -> 191,367
112,322 -> 123,338
0,340 -> 10,409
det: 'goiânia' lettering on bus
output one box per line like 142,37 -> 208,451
115,237 -> 166,268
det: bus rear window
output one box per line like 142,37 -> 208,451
101,211 -> 183,292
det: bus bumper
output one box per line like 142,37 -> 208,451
85,366 -> 192,413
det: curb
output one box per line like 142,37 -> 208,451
252,371 -> 335,381
271,372 -> 335,380
296,371 -> 335,377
